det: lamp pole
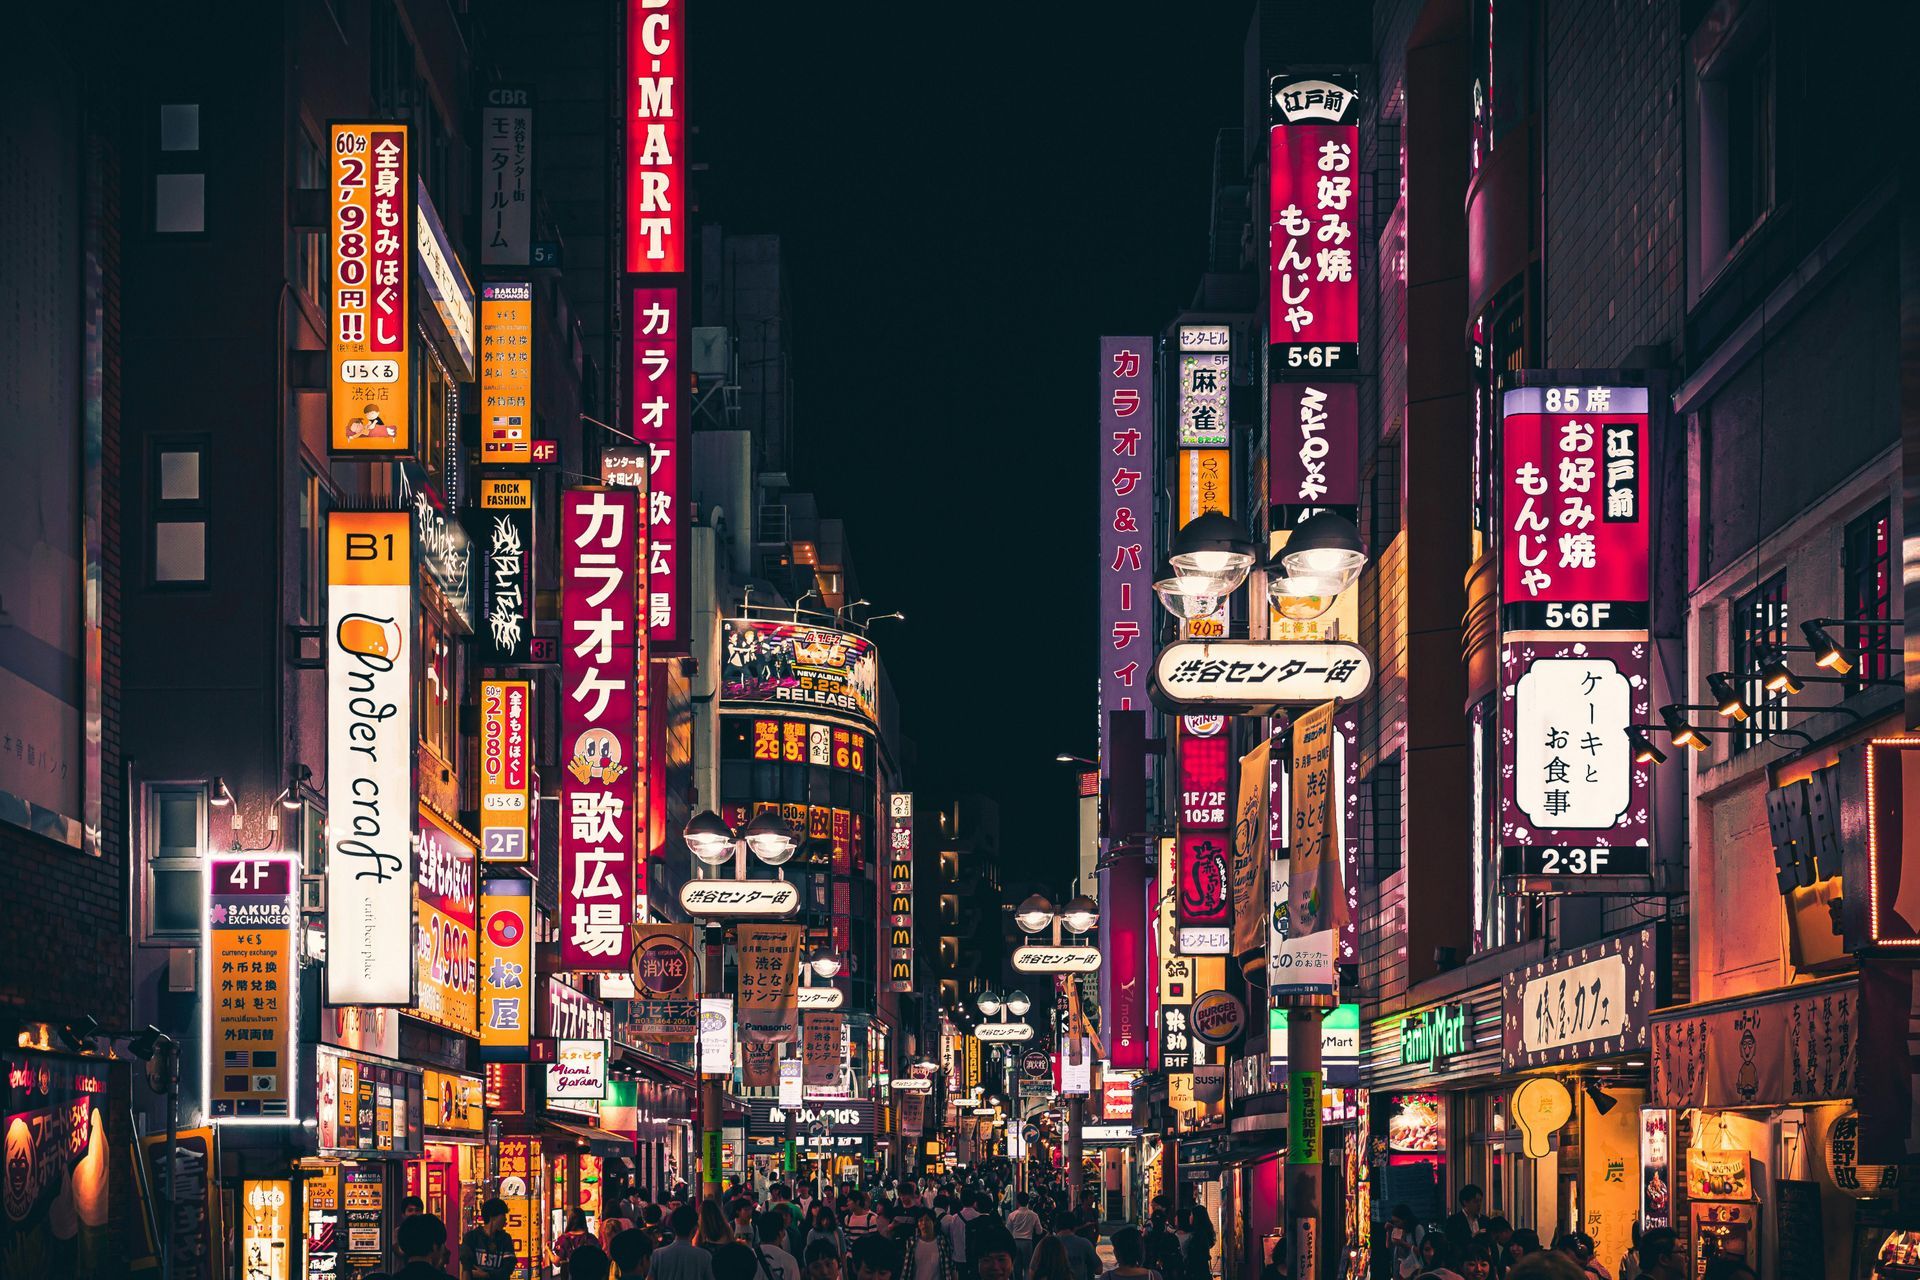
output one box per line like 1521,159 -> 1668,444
701,920 -> 726,1202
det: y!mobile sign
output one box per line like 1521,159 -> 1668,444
1100,338 -> 1155,771
560,489 -> 639,971
326,513 -> 414,1005
1500,384 -> 1650,630
625,0 -> 685,273
329,124 -> 412,452
1268,76 -> 1359,372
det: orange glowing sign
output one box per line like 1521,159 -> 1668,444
330,123 -> 411,452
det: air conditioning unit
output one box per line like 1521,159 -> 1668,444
692,326 -> 729,378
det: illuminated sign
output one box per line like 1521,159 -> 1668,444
325,512 -> 414,1005
1154,640 -> 1373,713
889,793 -> 914,992
479,680 -> 531,864
479,878 -> 533,1055
1268,75 -> 1360,371
414,180 -> 474,379
1398,1003 -> 1472,1071
329,124 -> 411,452
629,288 -> 684,643
315,1047 -> 424,1155
1177,350 -> 1229,447
477,481 -> 533,666
480,284 -> 534,464
548,1039 -> 610,1101
207,853 -> 296,1120
624,0 -> 685,272
1503,925 -> 1658,1070
1177,448 -> 1230,527
698,1000 -> 734,1075
1270,381 -> 1359,508
241,1180 -> 293,1280
1500,384 -> 1649,629
1499,640 -> 1651,891
1012,946 -> 1102,974
974,1023 -> 1034,1042
1099,337 -> 1155,768
414,808 -> 478,1035
481,87 -> 534,267
423,1070 -> 484,1133
679,878 -> 801,919
1178,325 -> 1230,352
560,489 -> 638,971
1189,991 -> 1246,1046
720,620 -> 879,725
1176,721 -> 1231,929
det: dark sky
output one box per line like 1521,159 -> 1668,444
691,5 -> 1253,888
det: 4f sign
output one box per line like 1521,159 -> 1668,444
625,0 -> 685,272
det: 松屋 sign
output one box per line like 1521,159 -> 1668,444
1500,383 -> 1649,630
1153,640 -> 1373,714
559,489 -> 638,971
330,124 -> 411,452
325,512 -> 414,1005
479,879 -> 533,1054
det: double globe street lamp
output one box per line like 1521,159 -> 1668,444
1154,509 -> 1367,626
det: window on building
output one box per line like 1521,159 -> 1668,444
418,345 -> 451,484
292,124 -> 325,309
154,103 -> 204,234
1731,573 -> 1789,753
1843,502 -> 1893,696
297,464 -> 331,625
1690,16 -> 1776,291
417,607 -> 457,765
151,439 -> 208,585
1365,756 -> 1403,882
145,783 -> 206,939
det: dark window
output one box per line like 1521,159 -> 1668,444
146,783 -> 207,939
1366,441 -> 1402,553
292,124 -> 325,308
1731,573 -> 1789,754
150,438 -> 208,586
1364,756 -> 1402,881
154,103 -> 205,234
1842,503 -> 1893,695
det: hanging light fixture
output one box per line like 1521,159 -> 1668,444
1760,650 -> 1804,695
1627,727 -> 1667,766
1659,704 -> 1708,752
1706,672 -> 1751,721
1279,510 -> 1367,591
1167,513 -> 1257,597
1801,621 -> 1855,674
742,809 -> 799,865
683,810 -> 737,864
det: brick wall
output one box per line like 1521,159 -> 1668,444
1543,0 -> 1686,365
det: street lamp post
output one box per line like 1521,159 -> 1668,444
1012,893 -> 1099,1210
683,808 -> 799,1201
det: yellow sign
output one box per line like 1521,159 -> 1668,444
479,879 -> 534,1052
423,1070 -> 485,1134
1287,703 -> 1340,937
1178,449 -> 1231,526
480,283 -> 534,463
1269,529 -> 1360,641
207,852 -> 296,1117
1232,738 -> 1272,970
1512,1077 -> 1573,1158
329,123 -> 411,452
479,680 -> 531,864
965,1034 -> 982,1091
415,808 -> 478,1035
241,1179 -> 292,1280
480,477 -> 533,509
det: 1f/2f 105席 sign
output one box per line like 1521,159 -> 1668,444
1151,640 -> 1372,714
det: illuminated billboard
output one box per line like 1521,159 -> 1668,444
720,620 -> 879,727
329,124 -> 411,453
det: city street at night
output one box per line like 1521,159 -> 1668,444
4,3 -> 1920,1280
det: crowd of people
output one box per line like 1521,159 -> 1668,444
370,1176 -> 1752,1280
1383,1185 -> 1754,1280
365,1176 -> 1227,1280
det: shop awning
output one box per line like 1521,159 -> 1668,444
546,1118 -> 635,1159
1650,960 -> 1919,1162
613,1042 -> 698,1089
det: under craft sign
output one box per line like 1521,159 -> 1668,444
1152,640 -> 1372,713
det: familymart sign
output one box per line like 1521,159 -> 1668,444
1398,1003 -> 1471,1072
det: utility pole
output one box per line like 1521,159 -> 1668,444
1285,1007 -> 1325,1280
1064,978 -> 1085,1212
701,922 -> 726,1202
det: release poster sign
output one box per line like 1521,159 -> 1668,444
1499,383 -> 1649,629
1268,75 -> 1360,371
325,511 -> 415,1006
329,123 -> 412,453
720,620 -> 879,726
559,488 -> 639,971
207,853 -> 296,1118
1499,640 -> 1651,889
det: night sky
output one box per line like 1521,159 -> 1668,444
692,5 -> 1253,888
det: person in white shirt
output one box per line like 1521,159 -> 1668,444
844,1191 -> 881,1242
1003,1196 -> 1042,1276
755,1212 -> 803,1280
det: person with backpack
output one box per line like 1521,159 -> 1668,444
755,1211 -> 803,1280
